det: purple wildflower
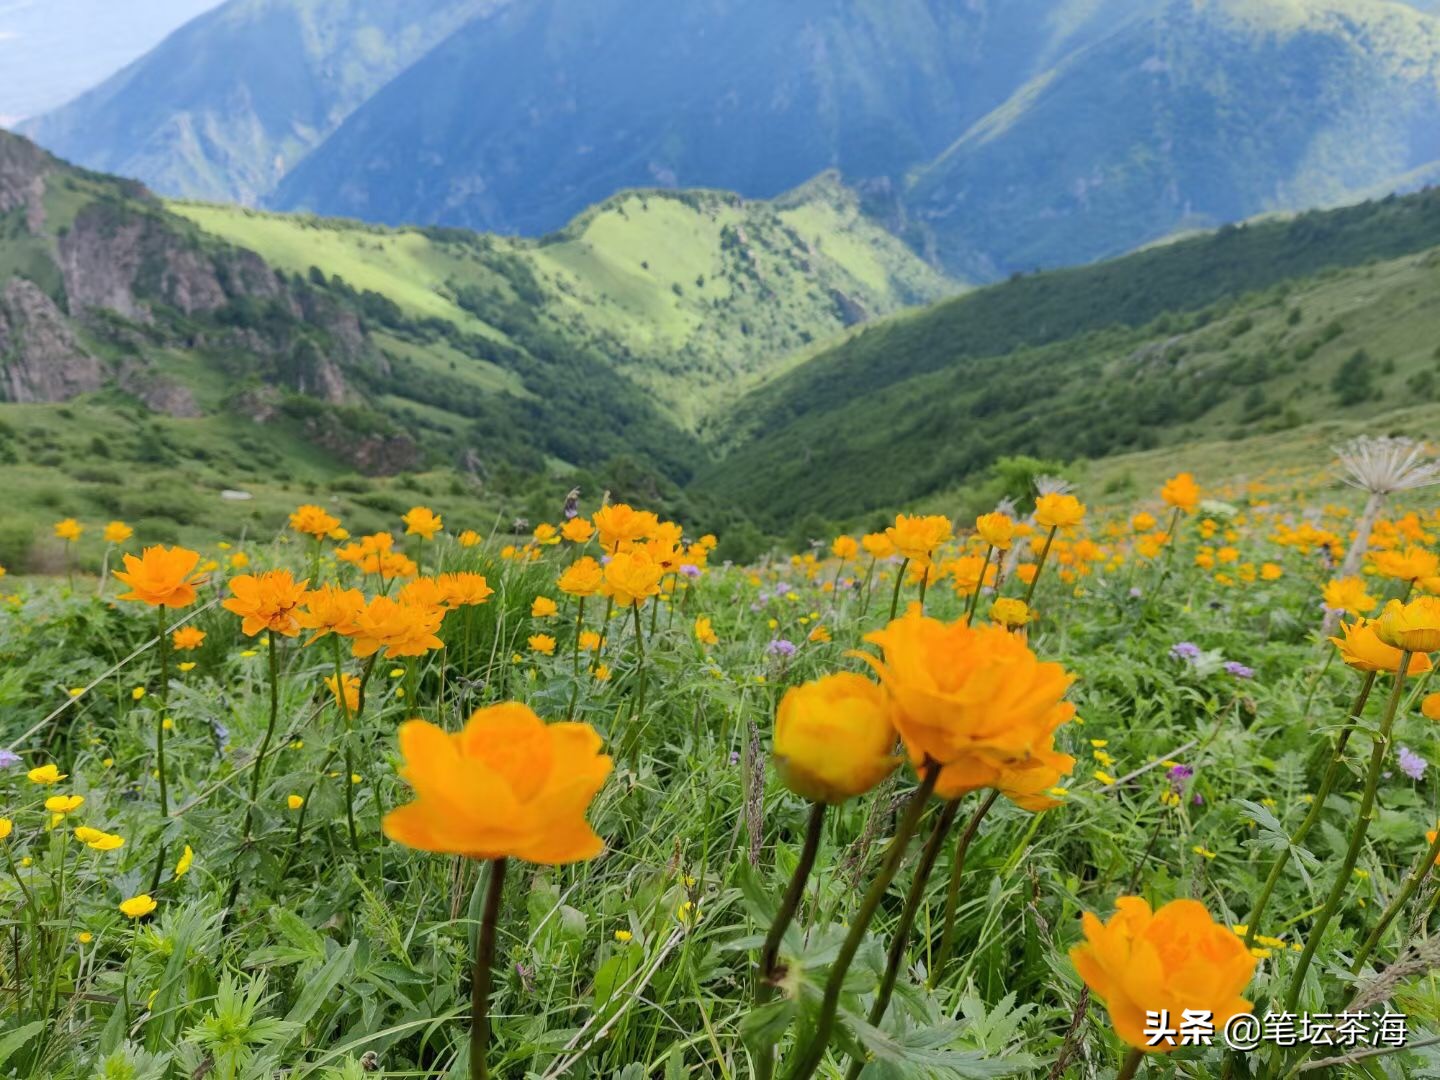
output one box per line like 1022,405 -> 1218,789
729,750 -> 740,766
767,638 -> 797,658
1129,587 -> 1143,599
1168,764 -> 1194,783
0,749 -> 20,769
774,582 -> 792,596
1170,641 -> 1202,661
1398,746 -> 1428,782
680,564 -> 701,579
1223,661 -> 1255,679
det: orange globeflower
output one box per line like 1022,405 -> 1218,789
1322,576 -> 1377,616
592,503 -> 657,552
103,520 -> 134,544
398,577 -> 448,609
347,596 -> 445,658
885,514 -> 953,564
1372,546 -> 1440,585
773,673 -> 898,804
325,672 -> 361,713
54,518 -> 84,542
531,596 -> 559,618
223,570 -> 310,637
1422,692 -> 1440,722
457,529 -> 482,548
974,512 -> 1015,551
435,572 -> 494,607
857,611 -> 1076,791
529,633 -> 557,655
831,535 -> 860,560
114,546 -> 204,608
382,704 -> 611,863
1131,512 -> 1157,533
1160,472 -> 1201,511
289,504 -> 341,540
1034,493 -> 1086,531
171,626 -> 206,651
1330,619 -> 1433,676
561,518 -> 595,543
1071,897 -> 1254,1052
558,557 -> 603,597
402,506 -> 443,540
599,549 -> 664,607
1375,596 -> 1440,654
862,532 -> 896,560
294,585 -> 366,644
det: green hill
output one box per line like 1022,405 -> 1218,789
699,187 -> 1440,526
171,175 -> 955,431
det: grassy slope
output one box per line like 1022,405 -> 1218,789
701,191 -> 1440,526
172,177 -> 955,430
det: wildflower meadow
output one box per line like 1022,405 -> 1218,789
5,436 -> 1440,1080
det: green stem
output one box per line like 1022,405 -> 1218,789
1117,1047 -> 1144,1080
1352,825 -> 1440,973
1282,657 -> 1411,1012
1245,671 -> 1376,950
928,789 -> 1000,987
1023,527 -> 1058,608
755,801 -> 827,1080
848,799 -> 961,1077
3,839 -> 33,910
887,559 -> 911,622
631,602 -> 647,720
782,763 -> 940,1080
149,607 -> 172,892
331,635 -> 360,856
567,596 -> 586,719
471,857 -> 508,1080
239,634 -> 283,845
964,546 -> 994,624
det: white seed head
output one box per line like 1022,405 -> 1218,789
1034,475 -> 1074,496
1335,435 -> 1440,494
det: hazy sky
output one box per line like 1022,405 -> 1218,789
0,0 -> 226,125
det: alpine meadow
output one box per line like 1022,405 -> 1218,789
5,2 -> 1440,1079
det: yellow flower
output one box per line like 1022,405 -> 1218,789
174,844 -> 194,877
831,535 -> 859,560
529,634 -> 557,655
599,549 -> 664,607
558,557 -> 604,597
1374,596 -> 1440,654
457,529 -> 483,547
858,611 -> 1076,811
1323,576 -> 1376,617
119,894 -> 158,919
54,518 -> 84,542
533,522 -> 560,545
28,763 -> 66,784
694,616 -> 718,646
45,794 -> 84,814
988,598 -> 1030,629
1131,512 -> 1157,533
862,532 -> 896,560
178,662 -> 196,672
76,931 -> 93,944
885,513 -> 954,563
1372,546 -> 1440,584
171,625 -> 206,651
347,596 -> 445,659
593,664 -> 611,682
807,624 -> 831,643
113,545 -> 204,608
1034,493 -> 1085,531
773,674 -> 898,804
402,506 -> 443,540
561,518 -> 595,543
592,503 -> 657,551
579,630 -> 604,652
87,832 -> 124,852
1160,472 -> 1201,511
1070,897 -> 1254,1052
287,795 -> 305,810
1423,693 -> 1440,722
614,929 -> 633,942
131,686 -> 146,701
103,520 -> 134,544
383,703 -> 612,863
531,596 -> 559,618
1330,619 -> 1432,676
974,512 -> 1015,551
0,818 -> 11,840
222,570 -> 310,637
294,585 -> 365,643
288,504 -> 341,540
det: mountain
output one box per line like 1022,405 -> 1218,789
907,0 -> 1440,277
268,0 -> 1145,235
0,0 -> 224,125
174,174 -> 953,431
697,187 -> 1440,526
20,0 -> 504,205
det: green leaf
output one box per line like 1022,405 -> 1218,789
739,998 -> 796,1053
285,940 -> 357,1031
0,1021 -> 43,1068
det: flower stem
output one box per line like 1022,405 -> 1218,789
148,607 -> 171,891
239,634 -> 282,845
471,857 -> 508,1080
1352,825 -> 1440,973
783,763 -> 940,1080
1283,657 -> 1411,1012
1024,527 -> 1058,608
1117,1047 -> 1145,1080
887,559 -> 910,622
755,801 -> 827,1080
331,635 -> 360,856
846,798 -> 961,1078
928,789 -> 999,987
1245,671 -> 1375,950
631,601 -> 647,720
964,546 -> 994,624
